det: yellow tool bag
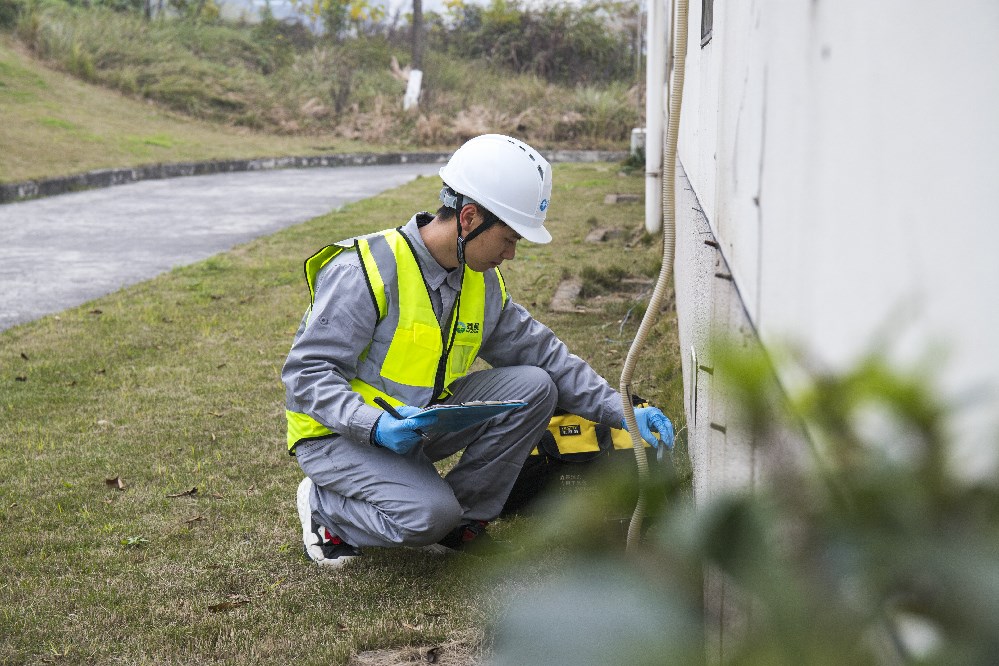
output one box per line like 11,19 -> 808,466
502,397 -> 660,516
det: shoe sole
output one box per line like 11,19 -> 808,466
316,552 -> 359,569
297,478 -> 359,569
296,478 -> 324,563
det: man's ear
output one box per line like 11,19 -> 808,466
458,204 -> 478,235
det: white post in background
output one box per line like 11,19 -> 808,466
403,69 -> 423,111
644,0 -> 668,234
631,128 -> 647,157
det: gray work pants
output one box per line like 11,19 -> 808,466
295,365 -> 558,548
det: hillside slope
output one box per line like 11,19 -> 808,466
0,36 -> 369,183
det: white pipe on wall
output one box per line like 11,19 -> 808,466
644,0 -> 667,234
623,0 -> 687,549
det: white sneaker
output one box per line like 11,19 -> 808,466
297,478 -> 360,568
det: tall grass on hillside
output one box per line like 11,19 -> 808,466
10,0 -> 640,147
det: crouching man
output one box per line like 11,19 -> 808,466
282,134 -> 673,567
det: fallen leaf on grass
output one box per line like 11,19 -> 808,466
208,595 -> 250,613
89,309 -> 103,315
20,352 -> 29,360
402,621 -> 423,631
184,515 -> 204,524
167,487 -> 198,498
105,476 -> 126,490
211,492 -> 225,499
40,647 -> 71,662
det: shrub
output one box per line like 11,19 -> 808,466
439,0 -> 639,86
0,0 -> 24,28
492,342 -> 999,663
570,83 -> 640,142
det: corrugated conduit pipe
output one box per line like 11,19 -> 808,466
621,0 -> 688,551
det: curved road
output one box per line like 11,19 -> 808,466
0,163 -> 441,331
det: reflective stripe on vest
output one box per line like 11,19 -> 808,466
286,227 -> 507,452
285,378 -> 403,450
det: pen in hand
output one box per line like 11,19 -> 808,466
374,397 -> 431,442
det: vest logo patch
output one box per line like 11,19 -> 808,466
559,424 -> 582,436
456,321 -> 480,334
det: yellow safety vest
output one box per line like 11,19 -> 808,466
286,228 -> 507,452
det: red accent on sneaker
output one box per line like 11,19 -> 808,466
462,520 -> 489,543
322,527 -> 344,545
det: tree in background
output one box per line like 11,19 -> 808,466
411,0 -> 422,69
166,0 -> 220,21
289,0 -> 384,40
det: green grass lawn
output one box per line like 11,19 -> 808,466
0,163 -> 683,664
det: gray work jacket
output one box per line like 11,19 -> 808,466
281,213 -> 627,445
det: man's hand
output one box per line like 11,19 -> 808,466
623,406 -> 675,450
373,405 -> 437,455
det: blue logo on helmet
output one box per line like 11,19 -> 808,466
539,198 -> 549,212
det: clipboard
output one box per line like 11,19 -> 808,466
418,401 -> 526,435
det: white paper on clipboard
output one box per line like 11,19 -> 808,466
418,401 -> 526,435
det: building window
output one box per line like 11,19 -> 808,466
701,0 -> 713,46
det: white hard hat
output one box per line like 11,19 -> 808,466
439,134 -> 553,244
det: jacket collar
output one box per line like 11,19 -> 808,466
402,214 -> 464,291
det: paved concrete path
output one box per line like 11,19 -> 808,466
0,163 -> 441,331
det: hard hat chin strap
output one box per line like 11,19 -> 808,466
441,185 -> 498,266
460,213 -> 497,258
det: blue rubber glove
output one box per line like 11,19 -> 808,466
623,406 -> 675,450
373,405 -> 438,455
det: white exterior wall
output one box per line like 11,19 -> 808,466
676,0 -> 999,488
670,1 -> 999,658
